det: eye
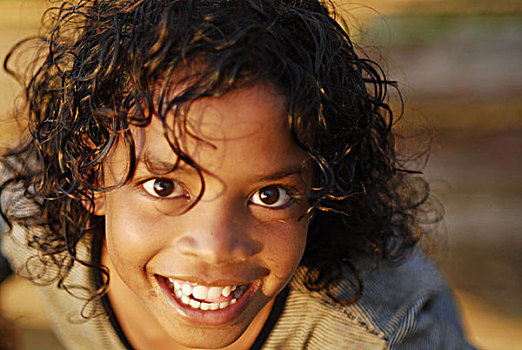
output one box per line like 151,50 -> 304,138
142,178 -> 187,199
250,185 -> 293,208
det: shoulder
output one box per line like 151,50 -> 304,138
353,250 -> 476,349
1,225 -> 125,350
1,224 -> 40,274
263,250 -> 477,350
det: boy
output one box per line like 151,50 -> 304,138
1,0 -> 475,348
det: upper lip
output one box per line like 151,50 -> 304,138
154,264 -> 269,287
157,274 -> 253,287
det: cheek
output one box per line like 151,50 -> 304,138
263,219 -> 308,277
104,193 -> 162,278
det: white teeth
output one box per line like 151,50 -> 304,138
181,284 -> 193,296
189,285 -> 237,299
189,299 -> 201,309
186,298 -> 238,310
166,278 -> 248,311
173,280 -> 181,290
207,286 -> 223,299
221,285 -> 232,297
192,285 -> 209,300
181,295 -> 191,305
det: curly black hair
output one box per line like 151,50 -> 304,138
1,0 -> 431,311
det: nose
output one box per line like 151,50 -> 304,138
174,198 -> 260,264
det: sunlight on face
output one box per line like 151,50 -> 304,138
97,84 -> 312,349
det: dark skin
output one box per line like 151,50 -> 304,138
95,85 -> 312,349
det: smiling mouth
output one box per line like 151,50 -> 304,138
164,277 -> 249,311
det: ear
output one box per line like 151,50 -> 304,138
81,192 -> 106,216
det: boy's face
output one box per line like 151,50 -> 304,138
97,84 -> 311,348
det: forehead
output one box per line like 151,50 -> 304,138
129,84 -> 306,175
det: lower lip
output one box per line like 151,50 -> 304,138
156,276 -> 259,326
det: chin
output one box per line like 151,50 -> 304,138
165,323 -> 247,349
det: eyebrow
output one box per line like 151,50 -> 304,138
253,166 -> 307,183
136,156 -> 183,175
137,156 -> 306,181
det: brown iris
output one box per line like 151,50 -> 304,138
258,186 -> 280,205
153,179 -> 175,197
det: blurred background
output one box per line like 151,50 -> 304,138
0,0 -> 520,349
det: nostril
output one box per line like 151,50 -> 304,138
175,232 -> 261,263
